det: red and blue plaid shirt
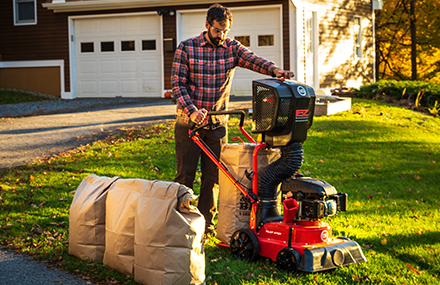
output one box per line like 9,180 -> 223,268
171,32 -> 278,124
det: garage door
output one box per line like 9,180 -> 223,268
74,15 -> 162,98
179,7 -> 282,96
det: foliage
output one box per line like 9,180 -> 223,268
375,0 -> 440,82
355,80 -> 440,115
0,100 -> 440,284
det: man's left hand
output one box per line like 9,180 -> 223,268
273,68 -> 294,79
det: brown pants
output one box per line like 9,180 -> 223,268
173,117 -> 226,233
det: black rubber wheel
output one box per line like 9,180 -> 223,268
276,247 -> 301,272
230,229 -> 260,262
337,236 -> 352,241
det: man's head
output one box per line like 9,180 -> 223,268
205,4 -> 233,47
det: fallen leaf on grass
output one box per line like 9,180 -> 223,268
407,263 -> 420,275
353,201 -> 361,207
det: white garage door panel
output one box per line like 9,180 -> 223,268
180,7 -> 281,96
74,15 -> 162,98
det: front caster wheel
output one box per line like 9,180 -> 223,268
276,247 -> 301,272
230,229 -> 259,262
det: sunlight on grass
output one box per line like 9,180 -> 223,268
0,99 -> 439,284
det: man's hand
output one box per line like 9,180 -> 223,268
273,68 -> 294,79
190,109 -> 208,125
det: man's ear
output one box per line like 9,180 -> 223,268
205,21 -> 210,30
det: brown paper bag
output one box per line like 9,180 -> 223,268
68,174 -> 120,261
217,143 -> 280,245
134,180 -> 205,285
103,178 -> 150,275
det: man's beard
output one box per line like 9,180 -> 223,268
208,29 -> 224,47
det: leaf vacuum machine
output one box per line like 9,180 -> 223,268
189,78 -> 367,272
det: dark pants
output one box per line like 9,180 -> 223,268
174,117 -> 226,233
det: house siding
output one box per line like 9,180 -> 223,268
315,0 -> 373,88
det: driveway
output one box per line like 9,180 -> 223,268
0,97 -> 252,170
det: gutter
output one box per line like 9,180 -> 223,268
43,0 -> 265,13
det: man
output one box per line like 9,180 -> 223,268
171,3 -> 294,235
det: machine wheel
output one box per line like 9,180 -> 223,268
337,236 -> 352,241
230,229 -> 259,262
276,247 -> 301,272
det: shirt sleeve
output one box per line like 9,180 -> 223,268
171,42 -> 197,116
235,43 -> 278,76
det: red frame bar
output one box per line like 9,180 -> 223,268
190,132 -> 256,204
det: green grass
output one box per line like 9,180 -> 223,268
0,89 -> 52,105
0,99 -> 439,284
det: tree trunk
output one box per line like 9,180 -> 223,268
410,0 -> 417,80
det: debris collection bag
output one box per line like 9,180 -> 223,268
134,181 -> 205,285
217,143 -> 280,245
68,174 -> 120,261
103,178 -> 148,275
69,176 -> 205,285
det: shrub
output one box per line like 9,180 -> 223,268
355,80 -> 440,112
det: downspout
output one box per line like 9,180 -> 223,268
372,0 -> 383,83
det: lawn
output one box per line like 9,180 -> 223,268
0,89 -> 54,105
0,99 -> 439,284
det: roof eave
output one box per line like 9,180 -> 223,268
42,0 -> 263,13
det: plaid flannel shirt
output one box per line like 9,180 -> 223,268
171,32 -> 278,125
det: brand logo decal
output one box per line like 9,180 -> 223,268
297,86 -> 307,96
321,230 -> 329,241
296,109 -> 309,117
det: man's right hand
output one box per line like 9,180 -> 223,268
190,109 -> 208,125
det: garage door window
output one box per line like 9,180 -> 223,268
121,40 -> 135,52
142,40 -> 156,51
101,42 -> 115,52
258,35 -> 274,46
81,42 -> 94,53
235,36 -> 250,47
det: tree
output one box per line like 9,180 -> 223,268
375,0 -> 440,82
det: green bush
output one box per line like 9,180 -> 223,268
355,80 -> 440,111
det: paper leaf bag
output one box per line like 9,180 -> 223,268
217,143 -> 280,245
69,174 -> 120,261
103,178 -> 149,275
134,180 -> 205,285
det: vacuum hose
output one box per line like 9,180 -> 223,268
256,142 -> 304,228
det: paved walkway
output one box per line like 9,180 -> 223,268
0,96 -> 252,284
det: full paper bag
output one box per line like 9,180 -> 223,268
217,143 -> 280,244
103,178 -> 149,275
69,174 -> 120,261
134,180 -> 205,285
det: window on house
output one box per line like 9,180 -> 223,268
101,41 -> 115,52
81,42 -> 94,53
121,40 -> 135,52
354,16 -> 362,58
258,35 -> 274,47
142,40 -> 156,51
235,36 -> 250,47
14,0 -> 37,26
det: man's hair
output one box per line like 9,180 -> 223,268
206,4 -> 233,25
